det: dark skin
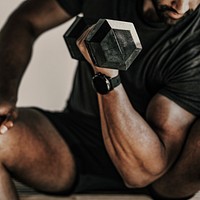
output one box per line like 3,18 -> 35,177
0,0 -> 200,199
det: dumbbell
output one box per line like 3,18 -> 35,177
63,16 -> 142,71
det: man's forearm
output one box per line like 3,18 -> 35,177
0,13 -> 36,101
98,85 -> 167,187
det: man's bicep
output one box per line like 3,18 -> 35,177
146,94 -> 196,163
11,0 -> 72,36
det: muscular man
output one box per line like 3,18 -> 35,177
0,0 -> 199,199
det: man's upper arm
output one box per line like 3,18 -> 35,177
10,0 -> 73,36
146,93 -> 196,167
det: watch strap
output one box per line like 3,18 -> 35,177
109,74 -> 121,89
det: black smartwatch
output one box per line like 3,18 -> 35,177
92,72 -> 121,95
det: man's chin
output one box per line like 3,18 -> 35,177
164,17 -> 180,25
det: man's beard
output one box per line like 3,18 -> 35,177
152,0 -> 193,25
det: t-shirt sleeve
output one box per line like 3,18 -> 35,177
159,32 -> 200,116
56,0 -> 83,16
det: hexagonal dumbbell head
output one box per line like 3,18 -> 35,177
85,19 -> 142,71
63,16 -> 88,60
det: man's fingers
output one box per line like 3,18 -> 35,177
0,124 -> 8,134
0,120 -> 14,134
0,110 -> 17,134
5,120 -> 14,128
76,27 -> 97,67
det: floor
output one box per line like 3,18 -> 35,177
19,192 -> 200,200
16,181 -> 200,200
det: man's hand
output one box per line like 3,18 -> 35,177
0,100 -> 17,134
76,27 -> 119,78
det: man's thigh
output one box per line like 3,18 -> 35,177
0,107 -> 76,193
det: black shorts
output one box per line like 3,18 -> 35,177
34,107 -> 150,196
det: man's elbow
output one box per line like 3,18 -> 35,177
123,174 -> 153,188
121,162 -> 166,188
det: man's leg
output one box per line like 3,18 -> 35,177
0,108 -> 76,200
151,118 -> 200,199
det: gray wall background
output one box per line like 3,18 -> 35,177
0,1 -> 77,111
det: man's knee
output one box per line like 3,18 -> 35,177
0,117 -> 26,167
0,108 -> 76,193
0,108 -> 48,168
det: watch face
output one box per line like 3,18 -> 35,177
92,74 -> 111,94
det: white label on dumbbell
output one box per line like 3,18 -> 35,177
106,19 -> 142,50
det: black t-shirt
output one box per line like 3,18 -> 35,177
58,0 -> 200,118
